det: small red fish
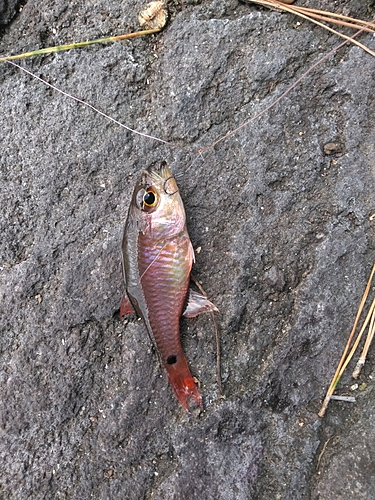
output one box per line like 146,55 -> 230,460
121,163 -> 218,411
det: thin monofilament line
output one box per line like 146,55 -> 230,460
6,59 -> 190,151
183,151 -> 205,175
6,27 -> 365,158
200,29 -> 364,153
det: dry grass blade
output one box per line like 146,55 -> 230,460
0,29 -> 162,63
318,263 -> 375,417
333,298 -> 375,381
247,0 -> 375,58
352,298 -> 375,378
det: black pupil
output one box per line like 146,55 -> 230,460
167,355 -> 177,365
143,191 -> 155,206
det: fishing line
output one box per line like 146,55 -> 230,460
5,59 -> 192,153
5,27 -> 366,163
183,150 -> 206,175
198,30 -> 365,154
173,171 -> 185,180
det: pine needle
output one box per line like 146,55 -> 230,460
352,297 -> 375,378
246,0 -> 375,58
318,263 -> 375,417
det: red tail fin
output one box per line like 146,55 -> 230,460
163,356 -> 202,411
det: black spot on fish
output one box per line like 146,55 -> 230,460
167,355 -> 177,365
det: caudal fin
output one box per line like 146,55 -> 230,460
164,356 -> 202,411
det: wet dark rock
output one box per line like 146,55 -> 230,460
1,0 -> 374,498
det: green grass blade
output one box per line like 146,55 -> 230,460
0,28 -> 161,63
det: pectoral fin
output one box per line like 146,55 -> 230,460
120,292 -> 136,318
183,289 -> 219,318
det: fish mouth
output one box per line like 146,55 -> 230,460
145,162 -> 179,196
146,161 -> 173,182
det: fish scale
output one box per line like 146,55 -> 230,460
138,235 -> 190,362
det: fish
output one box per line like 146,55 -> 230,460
120,162 -> 218,411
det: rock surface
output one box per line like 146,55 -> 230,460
0,0 -> 20,28
1,0 -> 374,498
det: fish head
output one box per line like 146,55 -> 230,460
129,163 -> 186,238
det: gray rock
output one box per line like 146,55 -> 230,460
0,0 -> 20,27
0,0 -> 374,498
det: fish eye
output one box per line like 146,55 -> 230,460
143,189 -> 157,207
